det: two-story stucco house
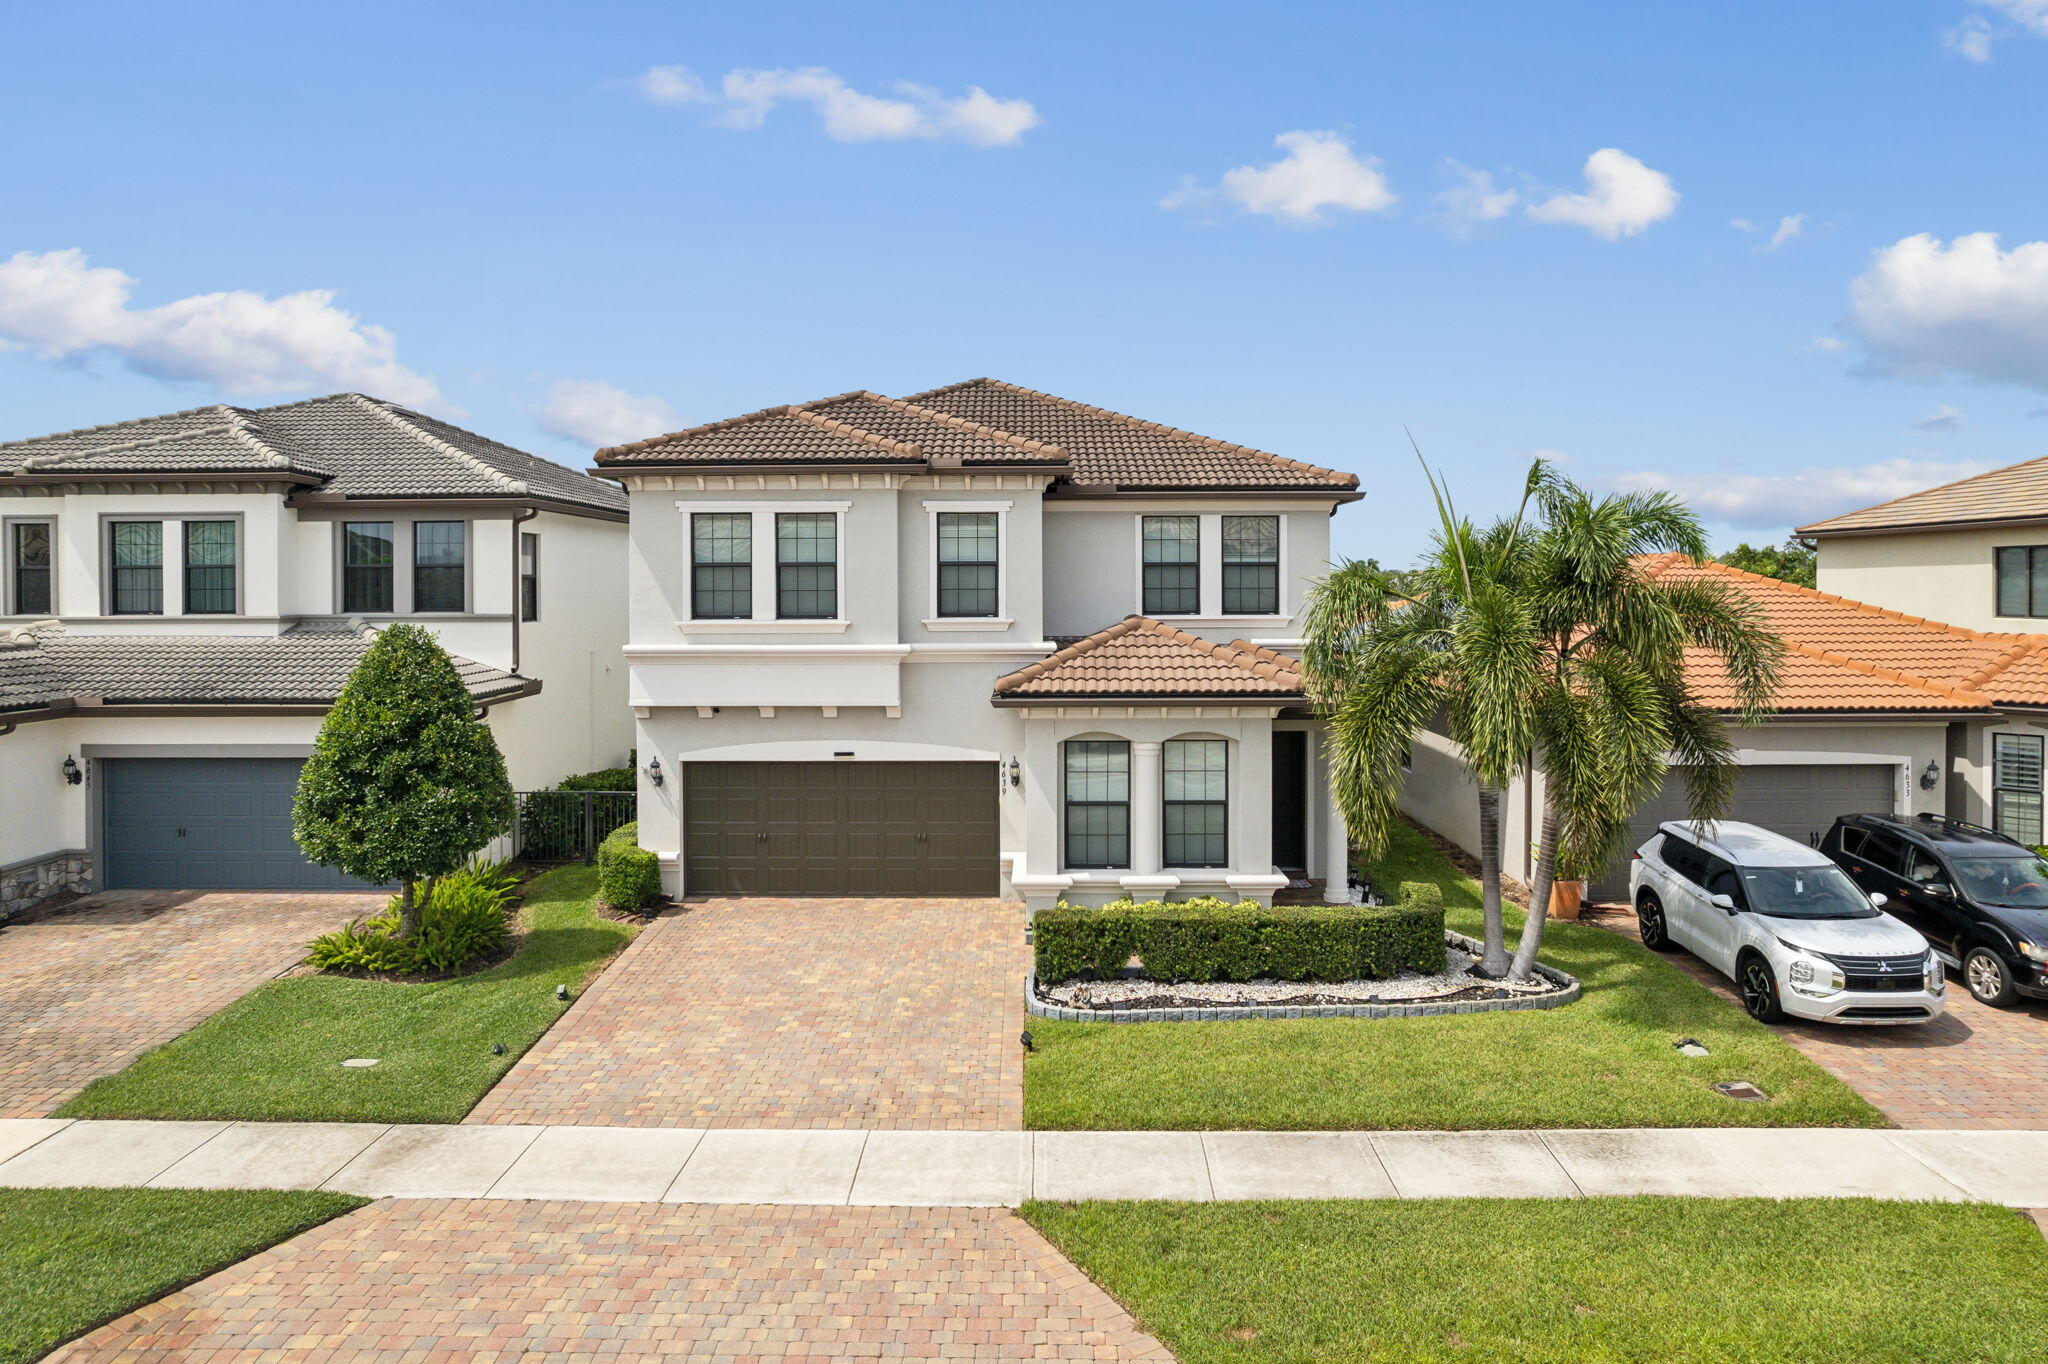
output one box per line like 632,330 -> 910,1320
0,393 -> 631,908
596,378 -> 1362,908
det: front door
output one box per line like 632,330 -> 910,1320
1271,731 -> 1307,871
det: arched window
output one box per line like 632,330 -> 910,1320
1164,738 -> 1228,867
1064,740 -> 1130,869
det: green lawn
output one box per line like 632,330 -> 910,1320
57,864 -> 634,1124
1024,1198 -> 2048,1364
0,1187 -> 365,1364
1023,822 -> 1884,1130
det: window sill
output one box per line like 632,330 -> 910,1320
675,618 -> 852,634
921,618 -> 1014,632
1142,614 -> 1294,627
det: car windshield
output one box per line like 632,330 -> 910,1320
1946,854 -> 2048,909
1735,864 -> 1879,920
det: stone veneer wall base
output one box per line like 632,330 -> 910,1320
0,849 -> 93,922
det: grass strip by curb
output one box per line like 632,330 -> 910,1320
1023,821 -> 1885,1130
1023,1197 -> 2048,1364
0,1187 -> 366,1364
56,864 -> 632,1124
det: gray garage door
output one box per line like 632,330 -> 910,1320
683,761 -> 999,896
1590,763 -> 1896,902
101,757 -> 388,892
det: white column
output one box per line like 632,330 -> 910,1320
1131,740 -> 1164,875
1319,737 -> 1350,902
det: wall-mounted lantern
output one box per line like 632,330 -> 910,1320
646,756 -> 664,787
61,755 -> 82,786
1920,760 -> 1940,791
1007,756 -> 1022,792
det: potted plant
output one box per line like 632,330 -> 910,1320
1547,845 -> 1592,920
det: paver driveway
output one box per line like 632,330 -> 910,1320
0,890 -> 375,1118
50,1199 -> 1173,1362
1586,903 -> 2048,1128
470,897 -> 1027,1129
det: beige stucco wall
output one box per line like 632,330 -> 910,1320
1814,526 -> 2048,631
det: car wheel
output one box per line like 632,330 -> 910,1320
1963,946 -> 2019,1009
1636,891 -> 1674,951
1738,952 -> 1785,1024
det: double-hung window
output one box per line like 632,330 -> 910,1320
182,520 -> 237,614
1996,546 -> 2048,618
519,532 -> 540,622
1141,516 -> 1200,615
776,512 -> 837,619
691,513 -> 752,619
1064,740 -> 1131,869
936,511 -> 1000,617
1221,515 -> 1279,615
109,521 -> 163,615
341,522 -> 395,613
413,521 -> 466,613
8,521 -> 52,615
1163,739 -> 1228,867
1994,733 -> 2045,845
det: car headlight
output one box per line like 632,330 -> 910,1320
1926,953 -> 1945,992
1788,958 -> 1845,994
2018,940 -> 2048,964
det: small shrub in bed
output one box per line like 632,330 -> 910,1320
597,821 -> 662,911
1034,886 -> 1447,984
307,860 -> 518,975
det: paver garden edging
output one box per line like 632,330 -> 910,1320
1025,930 -> 1581,1022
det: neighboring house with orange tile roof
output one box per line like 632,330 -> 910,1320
1399,554 -> 2048,901
1799,450 -> 2048,634
596,379 -> 1359,908
0,395 -> 632,912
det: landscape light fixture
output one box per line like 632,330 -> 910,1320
1007,756 -> 1022,791
1920,761 -> 1940,791
61,756 -> 81,786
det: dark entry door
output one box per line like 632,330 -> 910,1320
100,757 -> 386,891
1271,731 -> 1307,870
683,761 -> 1000,896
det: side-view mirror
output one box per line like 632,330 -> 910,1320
1869,892 -> 1888,908
1708,892 -> 1737,912
1926,883 -> 1955,900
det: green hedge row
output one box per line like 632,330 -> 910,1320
597,821 -> 662,911
1034,883 -> 1445,984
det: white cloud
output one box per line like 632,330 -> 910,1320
1812,336 -> 1850,354
1434,162 -> 1519,234
1615,458 -> 1993,528
1946,17 -> 1996,60
1163,130 -> 1395,226
1846,232 -> 2048,389
535,379 -> 680,449
1766,214 -> 1804,250
1980,0 -> 2048,34
0,248 -> 442,408
1911,403 -> 1966,433
1526,148 -> 1678,240
635,64 -> 1038,146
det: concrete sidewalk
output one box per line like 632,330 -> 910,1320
2,1117 -> 2044,1206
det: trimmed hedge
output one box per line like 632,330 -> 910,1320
597,821 -> 662,911
1035,883 -> 1446,985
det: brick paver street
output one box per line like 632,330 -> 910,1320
1586,903 -> 2048,1128
50,1199 -> 1174,1362
0,890 -> 376,1118
469,897 -> 1028,1129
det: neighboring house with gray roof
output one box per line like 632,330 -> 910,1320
0,394 -> 630,910
599,377 -> 1363,908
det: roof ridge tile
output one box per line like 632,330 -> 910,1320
812,390 -> 1070,460
1675,555 -> 2004,641
349,394 -> 525,495
788,406 -> 922,457
1779,639 -> 1993,706
0,402 -> 242,454
1798,451 -> 2048,535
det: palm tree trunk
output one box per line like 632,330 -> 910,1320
1474,785 -> 1510,976
1510,795 -> 1558,980
397,878 -> 422,940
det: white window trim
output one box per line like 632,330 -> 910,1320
1134,512 -> 1287,620
922,499 -> 1011,629
2,515 -> 56,618
676,500 -> 851,632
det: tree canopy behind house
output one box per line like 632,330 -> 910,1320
1716,540 -> 1816,588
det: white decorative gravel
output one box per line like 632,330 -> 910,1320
1038,938 -> 1563,1010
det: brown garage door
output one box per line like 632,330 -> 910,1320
1591,762 -> 1896,901
683,761 -> 1000,896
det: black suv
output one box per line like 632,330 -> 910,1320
1820,813 -> 2048,1008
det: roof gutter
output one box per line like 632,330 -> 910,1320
991,692 -> 1305,708
510,504 -> 539,675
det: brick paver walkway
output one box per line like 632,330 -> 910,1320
0,891 -> 376,1118
49,1199 -> 1173,1362
469,898 -> 1027,1129
1586,903 -> 2048,1129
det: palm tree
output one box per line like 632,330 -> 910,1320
1304,460 -> 1782,982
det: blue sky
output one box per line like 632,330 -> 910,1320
5,0 -> 2047,564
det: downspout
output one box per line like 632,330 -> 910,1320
510,505 -> 538,674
